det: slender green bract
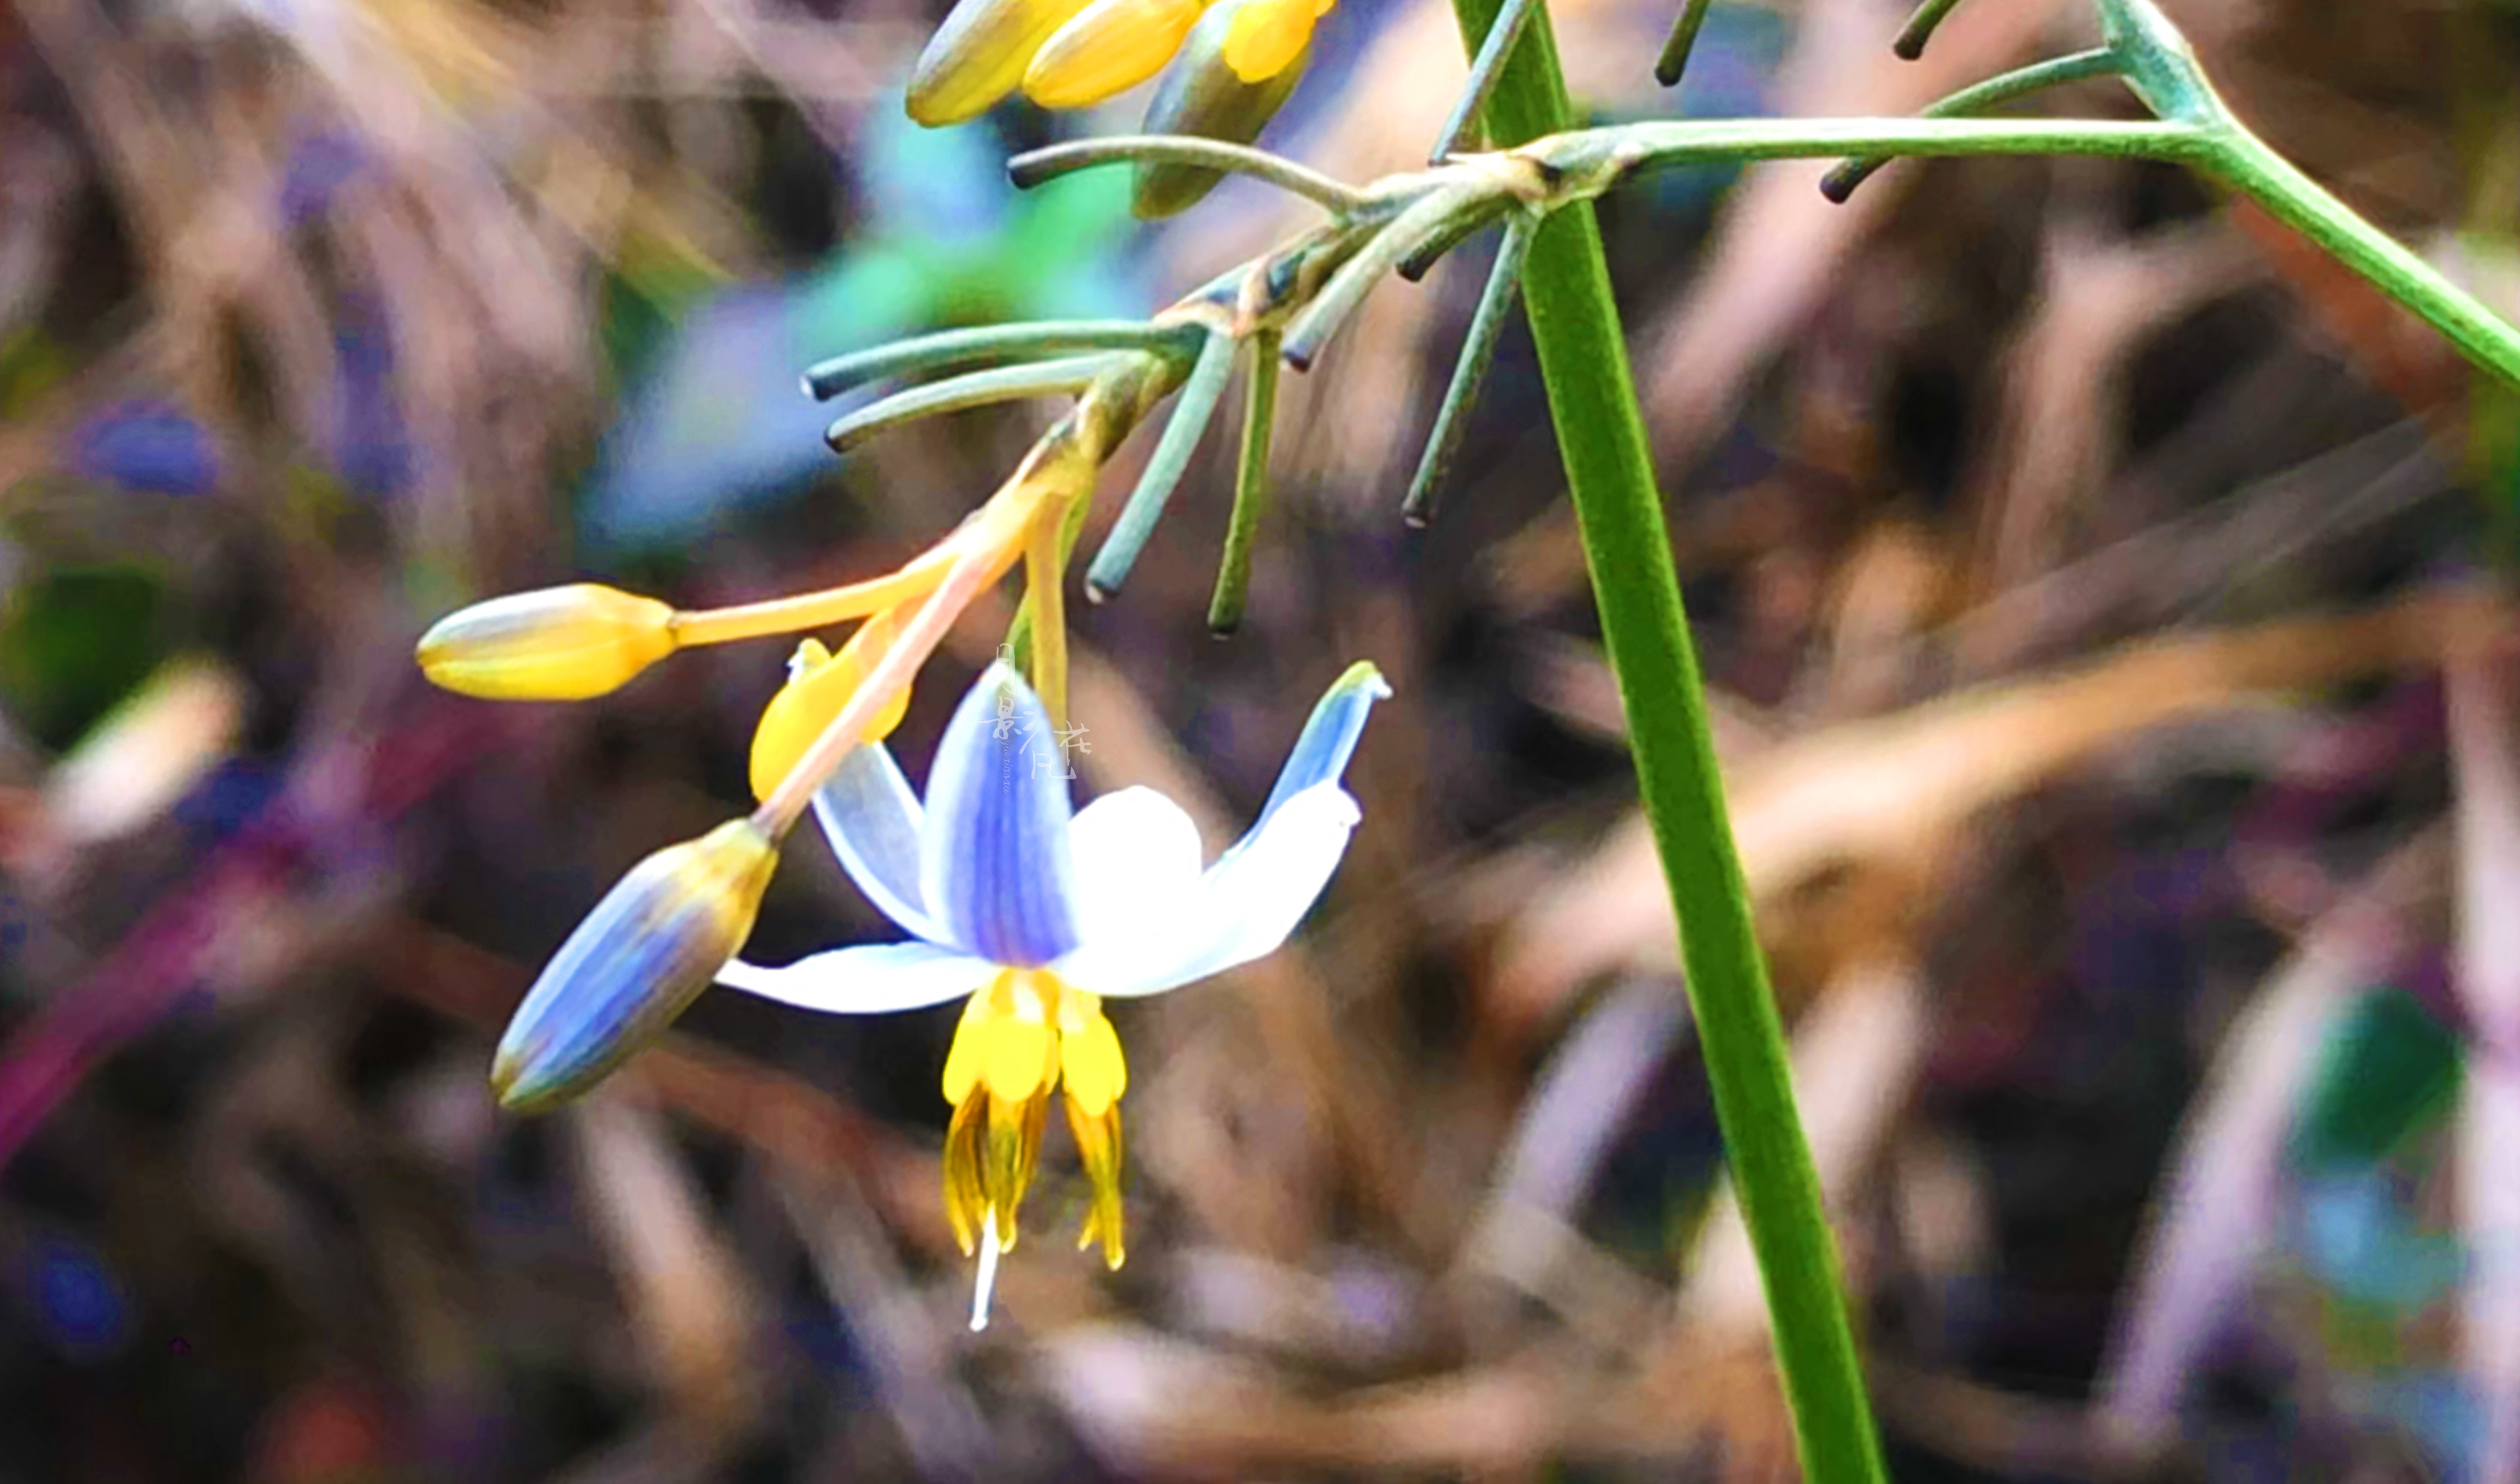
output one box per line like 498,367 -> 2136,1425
1445,0 -> 1888,1478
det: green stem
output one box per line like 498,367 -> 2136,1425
1403,213 -> 1534,528
1446,0 -> 1886,1480
1552,115 -> 2205,183
1085,330 -> 1237,599
1007,136 -> 1369,214
1894,0 -> 1967,59
1823,49 -> 2124,203
800,321 -> 1187,401
2198,124 -> 2520,386
1209,331 -> 1281,636
822,355 -> 1116,452
1653,0 -> 1716,87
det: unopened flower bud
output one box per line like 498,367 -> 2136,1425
1221,0 -> 1330,81
1132,0 -> 1310,219
416,584 -> 677,700
491,819 -> 779,1114
1024,0 -> 1204,109
906,0 -> 1096,125
747,610 -> 912,802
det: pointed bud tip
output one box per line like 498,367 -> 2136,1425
1335,659 -> 1392,701
485,818 -> 780,1116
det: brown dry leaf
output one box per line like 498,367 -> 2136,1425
569,1094 -> 763,1444
1491,589 -> 2508,1033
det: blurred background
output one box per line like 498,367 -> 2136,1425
3,0 -> 2519,1479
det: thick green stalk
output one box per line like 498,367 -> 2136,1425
1444,0 -> 1885,1478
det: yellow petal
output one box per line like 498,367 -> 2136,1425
1064,1097 -> 1126,1268
942,1093 -> 987,1254
1059,1004 -> 1128,1116
748,611 -> 911,803
980,1015 -> 1055,1104
907,0 -> 1097,124
983,1090 -> 1053,1250
941,989 -> 998,1107
1023,0 -> 1205,109
1220,0 -> 1314,82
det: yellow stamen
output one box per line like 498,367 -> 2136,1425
1058,993 -> 1127,1116
1065,1095 -> 1126,1268
970,1210 -> 1003,1332
937,971 -> 1133,1308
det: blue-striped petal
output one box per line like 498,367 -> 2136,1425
918,662 -> 1082,966
1243,661 -> 1390,852
812,743 -> 941,940
717,941 -> 991,1013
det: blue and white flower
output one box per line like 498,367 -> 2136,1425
717,658 -> 1387,1328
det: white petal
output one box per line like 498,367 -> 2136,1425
1065,786 -> 1204,946
1065,782 -> 1362,998
811,743 -> 940,941
716,941 -> 991,1013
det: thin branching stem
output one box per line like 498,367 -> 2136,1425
1822,49 -> 2124,201
1210,331 -> 1282,636
801,321 -> 1190,401
1894,0 -> 1967,59
1086,331 -> 1238,599
824,356 -> 1118,452
1283,188 -> 1477,369
1403,214 -> 1534,529
1430,0 -> 1537,162
1653,0 -> 1716,86
1007,136 -> 1370,215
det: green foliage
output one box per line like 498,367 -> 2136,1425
0,565 -> 168,750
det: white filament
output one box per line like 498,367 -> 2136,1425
970,1209 -> 1002,1333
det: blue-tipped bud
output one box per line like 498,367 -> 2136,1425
491,820 -> 780,1113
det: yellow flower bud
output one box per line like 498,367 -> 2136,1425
747,610 -> 913,803
906,0 -> 1096,125
1221,0 -> 1329,82
1131,0 -> 1310,218
416,584 -> 677,700
491,819 -> 780,1114
1023,0 -> 1206,109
